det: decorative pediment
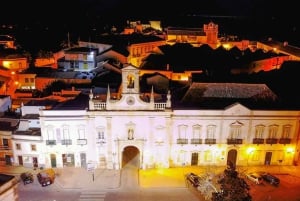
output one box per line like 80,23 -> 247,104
224,102 -> 250,116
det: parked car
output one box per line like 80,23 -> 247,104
186,172 -> 201,187
37,168 -> 55,187
258,172 -> 280,186
245,172 -> 263,184
20,172 -> 34,185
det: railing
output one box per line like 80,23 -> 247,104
0,145 -> 11,151
252,138 -> 264,144
227,138 -> 243,145
177,138 -> 188,145
91,101 -> 166,110
279,138 -> 291,144
96,139 -> 106,144
205,138 -> 216,145
61,139 -> 72,145
46,140 -> 56,145
93,101 -> 106,110
154,103 -> 166,110
77,139 -> 87,145
190,138 -> 202,144
265,138 -> 278,145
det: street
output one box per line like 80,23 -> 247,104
16,159 -> 300,201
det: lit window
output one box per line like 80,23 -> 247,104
46,125 -> 55,140
206,125 -> 216,139
192,124 -> 202,139
63,125 -> 70,140
255,124 -> 265,138
16,143 -> 21,150
268,125 -> 278,138
282,125 -> 292,138
178,124 -> 188,139
2,138 -> 8,147
96,126 -> 105,140
229,121 -> 243,138
78,125 -> 85,139
31,144 -> 36,151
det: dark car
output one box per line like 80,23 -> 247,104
186,173 -> 201,187
37,168 -> 55,187
259,172 -> 280,186
20,172 -> 34,185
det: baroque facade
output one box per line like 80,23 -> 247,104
22,64 -> 299,170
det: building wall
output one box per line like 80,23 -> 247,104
36,103 -> 300,170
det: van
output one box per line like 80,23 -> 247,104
37,168 -> 55,187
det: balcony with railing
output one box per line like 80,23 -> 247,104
279,138 -> 291,144
91,101 -> 166,111
77,139 -> 87,145
0,145 -> 11,151
96,139 -> 106,145
46,140 -> 56,145
61,139 -> 72,145
252,138 -> 264,144
265,138 -> 278,145
190,138 -> 202,145
205,138 -> 216,145
227,138 -> 243,145
177,138 -> 188,145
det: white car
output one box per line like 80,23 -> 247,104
245,172 -> 263,184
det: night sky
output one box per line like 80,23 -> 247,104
1,0 -> 297,23
1,0 -> 299,51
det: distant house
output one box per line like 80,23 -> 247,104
0,95 -> 11,114
257,39 -> 300,61
0,35 -> 16,49
57,47 -> 98,72
79,33 -> 166,68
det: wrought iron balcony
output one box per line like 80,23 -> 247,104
96,139 -> 106,144
0,145 -> 11,151
177,138 -> 188,145
61,139 -> 72,145
265,138 -> 278,145
252,138 -> 264,144
279,138 -> 291,144
227,138 -> 243,145
46,140 -> 56,145
77,139 -> 87,145
190,138 -> 202,144
205,138 -> 216,145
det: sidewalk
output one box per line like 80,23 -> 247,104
1,165 -> 300,190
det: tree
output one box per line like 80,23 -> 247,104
42,80 -> 68,97
212,163 -> 251,201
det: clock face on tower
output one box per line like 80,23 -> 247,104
126,96 -> 135,105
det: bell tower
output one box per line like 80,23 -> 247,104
121,64 -> 140,95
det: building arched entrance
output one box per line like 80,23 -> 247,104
122,146 -> 140,168
227,149 -> 237,167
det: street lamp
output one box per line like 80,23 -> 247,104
247,147 -> 255,168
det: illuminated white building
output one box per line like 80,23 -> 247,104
34,64 -> 300,170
